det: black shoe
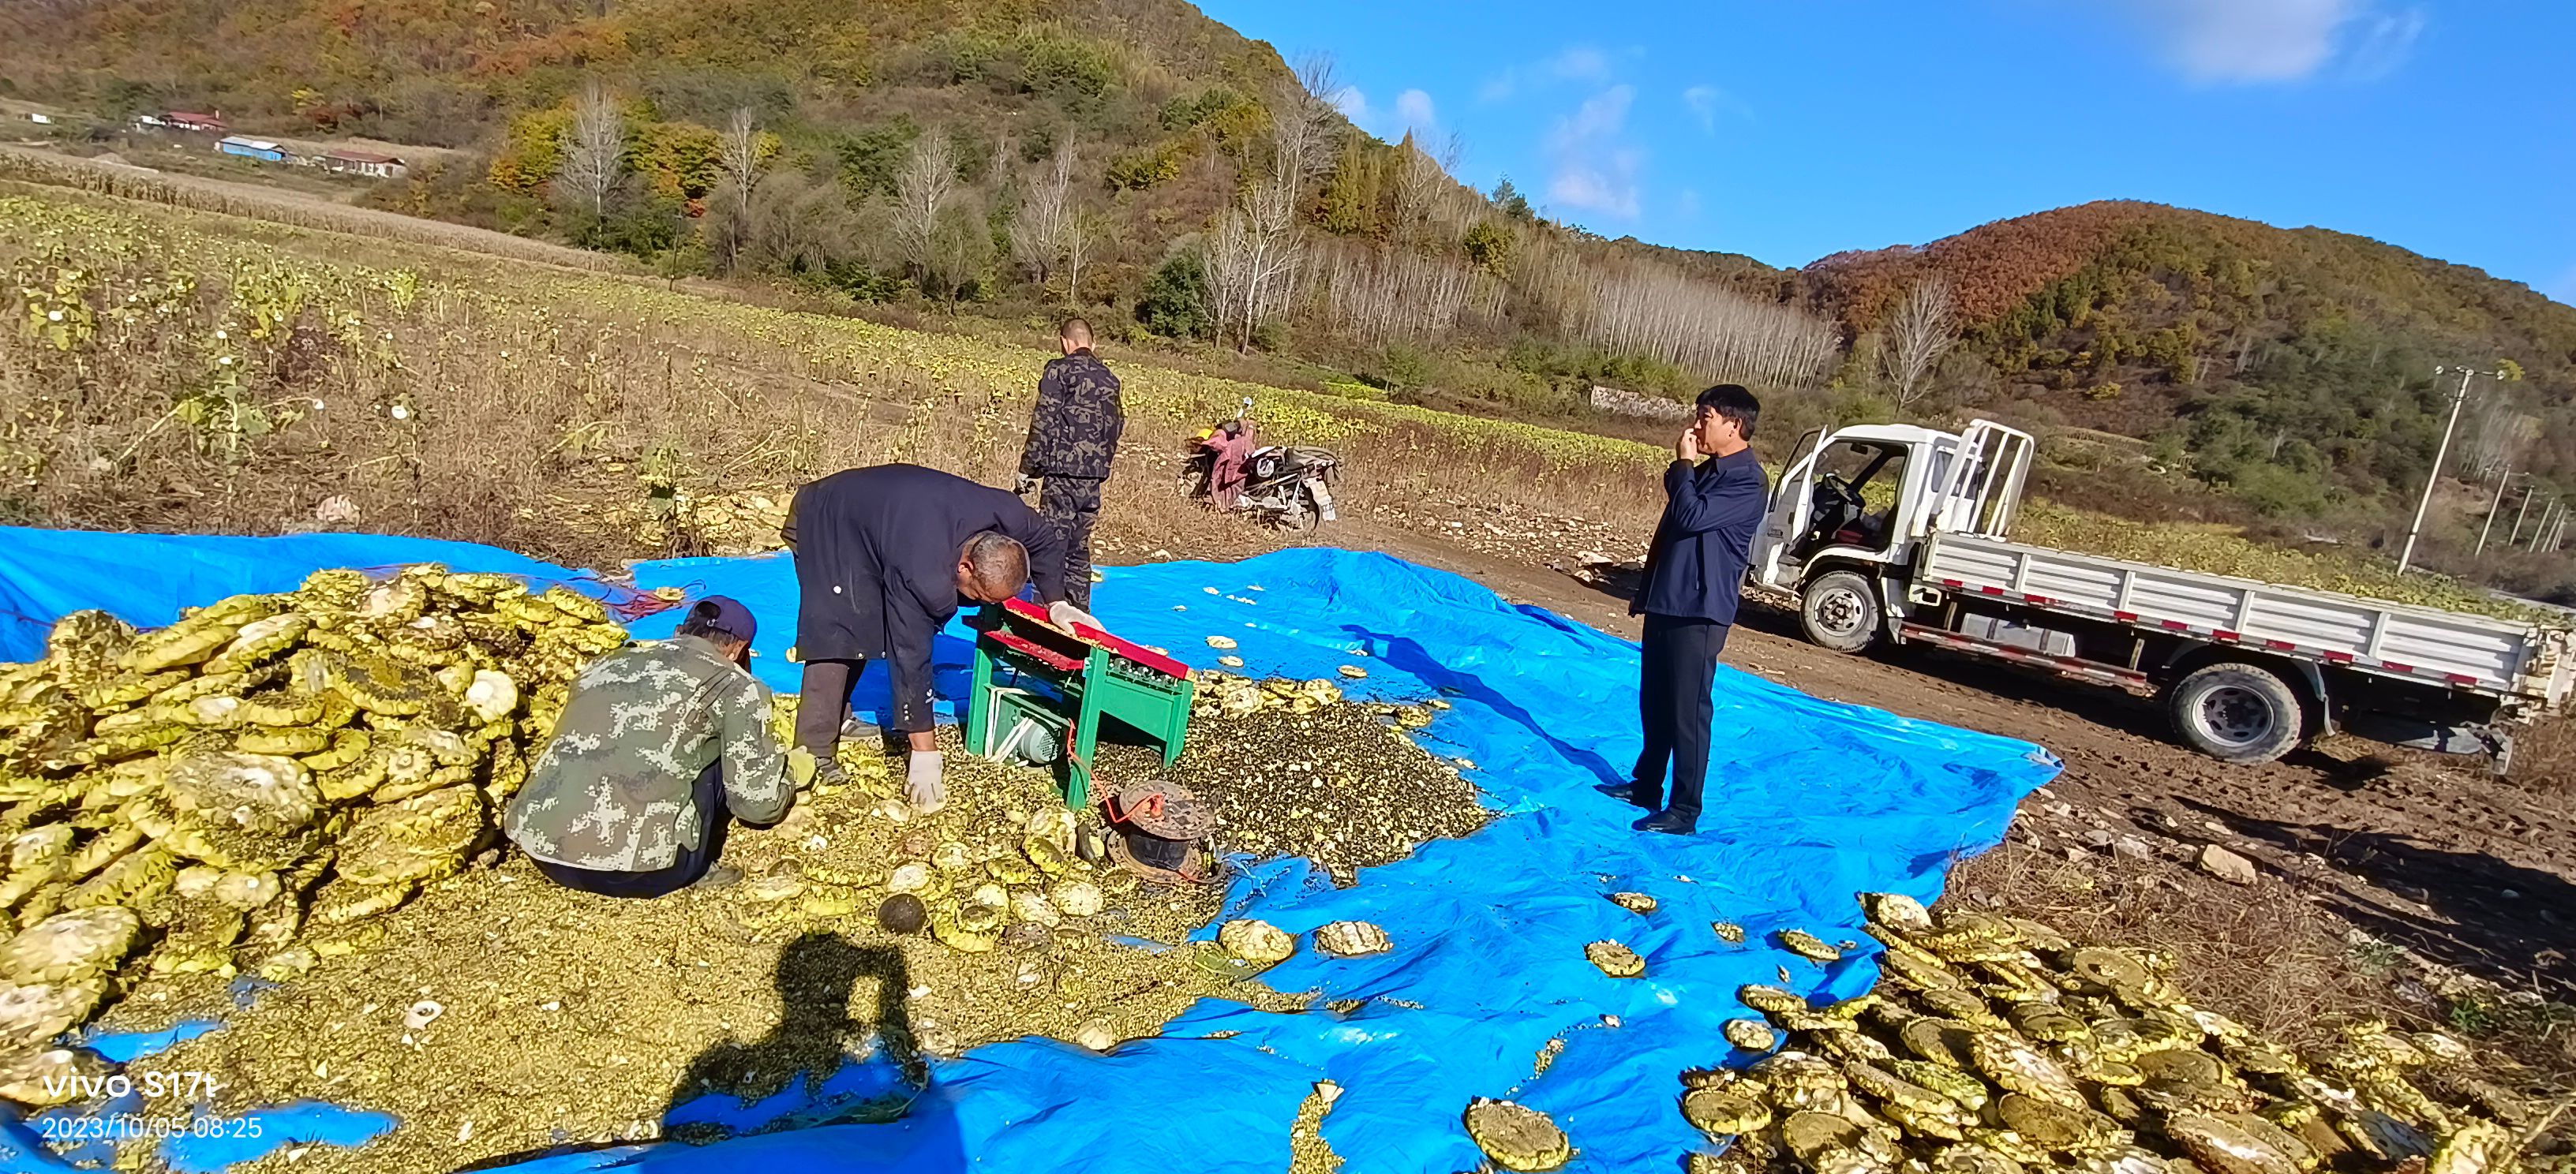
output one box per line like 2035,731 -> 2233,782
1632,811 -> 1698,836
1593,782 -> 1655,810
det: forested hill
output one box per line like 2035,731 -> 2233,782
0,0 -> 1289,147
2,2 -> 2571,570
1796,202 -> 2576,519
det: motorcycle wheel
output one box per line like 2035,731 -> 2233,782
1286,492 -> 1323,533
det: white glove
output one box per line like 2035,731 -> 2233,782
1048,600 -> 1101,633
905,750 -> 946,814
1016,473 -> 1039,495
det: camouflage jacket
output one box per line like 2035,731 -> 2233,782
1020,350 -> 1125,481
503,635 -> 790,872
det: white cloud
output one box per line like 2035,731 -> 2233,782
1676,189 -> 1703,220
1681,84 -> 1752,133
1545,84 -> 1644,219
1331,85 -> 1441,141
1481,43 -> 1618,103
2118,0 -> 2426,84
1395,89 -> 1440,136
1548,46 -> 1613,82
2345,6 -> 2427,80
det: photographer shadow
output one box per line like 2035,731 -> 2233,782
661,933 -> 940,1140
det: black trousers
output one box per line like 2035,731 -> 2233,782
1039,477 -> 1104,610
1631,614 -> 1731,823
796,658 -> 867,756
534,761 -> 730,899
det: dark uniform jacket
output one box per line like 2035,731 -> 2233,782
1020,350 -> 1125,481
783,464 -> 1068,733
1634,447 -> 1769,626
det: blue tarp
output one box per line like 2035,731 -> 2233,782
0,529 -> 2059,1172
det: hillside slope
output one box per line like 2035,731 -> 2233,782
3,2 -> 2570,578
1801,202 -> 2576,523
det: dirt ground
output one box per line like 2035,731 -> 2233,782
1260,507 -> 2576,1035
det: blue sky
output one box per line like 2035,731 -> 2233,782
1193,1 -> 2576,303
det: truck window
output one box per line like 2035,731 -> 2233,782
1803,441 -> 1909,554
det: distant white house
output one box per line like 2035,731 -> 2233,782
317,148 -> 407,179
25,112 -> 52,125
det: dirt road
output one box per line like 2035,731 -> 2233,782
1269,516 -> 2576,1004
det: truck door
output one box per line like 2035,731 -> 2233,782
1749,428 -> 1824,591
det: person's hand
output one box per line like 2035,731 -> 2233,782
905,750 -> 947,813
1048,600 -> 1102,633
785,746 -> 819,791
1676,424 -> 1703,463
1016,473 -> 1039,496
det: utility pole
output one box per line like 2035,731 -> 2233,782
2474,468 -> 2514,559
2510,481 -> 2538,544
2531,496 -> 2562,554
2400,365 -> 2504,574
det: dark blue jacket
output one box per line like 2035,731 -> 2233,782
1633,447 -> 1768,624
784,464 -> 1066,733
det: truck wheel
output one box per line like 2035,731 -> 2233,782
2167,662 -> 2305,765
1800,570 -> 1880,653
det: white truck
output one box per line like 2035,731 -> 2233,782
1749,420 -> 2575,770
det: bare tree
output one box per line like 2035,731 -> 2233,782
1009,137 -> 1074,284
718,108 -> 762,212
1391,129 -> 1465,246
1511,234 -> 1840,387
557,81 -> 626,222
1061,209 -> 1094,306
1883,276 -> 1958,410
893,128 -> 958,282
741,170 -> 853,275
1208,56 -> 1344,352
713,108 -> 766,273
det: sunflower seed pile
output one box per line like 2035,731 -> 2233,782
1096,671 -> 1486,882
0,564 -> 626,1095
99,720 -> 1301,1174
1672,892 -> 2542,1174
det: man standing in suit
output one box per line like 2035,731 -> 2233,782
1600,384 -> 1768,835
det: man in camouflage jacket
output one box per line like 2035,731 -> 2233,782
504,596 -> 795,897
1018,317 -> 1124,610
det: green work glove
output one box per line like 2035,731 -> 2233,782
785,746 -> 819,791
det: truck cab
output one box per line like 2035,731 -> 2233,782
1749,420 -> 2035,651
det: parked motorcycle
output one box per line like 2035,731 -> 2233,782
1182,411 -> 1343,531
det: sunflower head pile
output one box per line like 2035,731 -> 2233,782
1672,892 -> 2543,1174
0,564 -> 626,1092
